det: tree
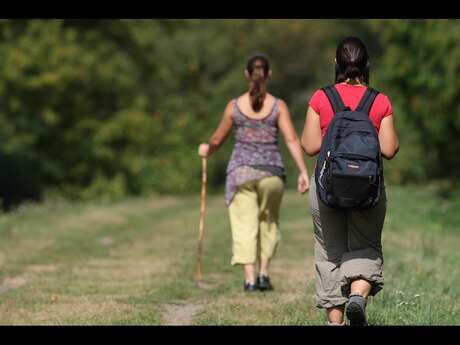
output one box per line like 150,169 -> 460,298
374,19 -> 460,182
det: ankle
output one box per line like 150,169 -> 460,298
258,272 -> 269,278
327,321 -> 345,326
349,293 -> 367,299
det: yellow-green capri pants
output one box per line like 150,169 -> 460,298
228,176 -> 284,266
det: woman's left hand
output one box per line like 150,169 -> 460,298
198,143 -> 210,157
297,171 -> 310,194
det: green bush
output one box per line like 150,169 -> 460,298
0,19 -> 456,207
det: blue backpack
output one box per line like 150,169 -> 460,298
315,85 -> 383,209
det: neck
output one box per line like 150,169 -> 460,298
344,78 -> 363,85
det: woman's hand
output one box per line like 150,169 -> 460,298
198,143 -> 210,157
297,171 -> 310,194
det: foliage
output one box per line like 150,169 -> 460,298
372,19 -> 460,182
0,19 -> 456,206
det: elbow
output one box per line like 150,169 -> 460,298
302,143 -> 320,157
382,152 -> 395,160
207,138 -> 222,156
393,143 -> 400,157
300,138 -> 309,155
286,136 -> 304,152
209,138 -> 221,149
286,137 -> 299,147
301,138 -> 320,157
304,148 -> 318,157
381,144 -> 399,160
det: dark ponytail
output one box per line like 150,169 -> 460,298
335,37 -> 370,84
247,55 -> 270,112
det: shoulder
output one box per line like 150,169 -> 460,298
313,86 -> 333,100
223,99 -> 236,118
311,87 -> 328,99
274,98 -> 291,119
264,93 -> 285,110
276,98 -> 288,110
374,89 -> 391,106
225,99 -> 236,110
372,90 -> 393,116
270,98 -> 290,125
308,87 -> 328,112
374,90 -> 391,104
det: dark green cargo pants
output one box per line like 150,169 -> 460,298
309,174 -> 387,309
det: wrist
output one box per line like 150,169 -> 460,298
207,142 -> 217,156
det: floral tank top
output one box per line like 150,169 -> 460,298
225,98 -> 286,206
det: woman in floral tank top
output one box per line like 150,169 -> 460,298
198,55 -> 309,292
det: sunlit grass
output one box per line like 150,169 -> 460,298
0,185 -> 458,324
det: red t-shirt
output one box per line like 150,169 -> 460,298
309,83 -> 393,137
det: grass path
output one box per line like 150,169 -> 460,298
0,185 -> 459,324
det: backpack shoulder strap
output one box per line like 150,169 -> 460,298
355,87 -> 380,115
321,85 -> 347,114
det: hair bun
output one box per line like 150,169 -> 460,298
344,64 -> 361,79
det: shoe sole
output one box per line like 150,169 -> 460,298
346,301 -> 368,326
258,287 -> 273,292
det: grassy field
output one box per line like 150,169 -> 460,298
0,184 -> 459,325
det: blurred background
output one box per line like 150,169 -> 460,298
1,19 -> 460,325
0,19 -> 459,209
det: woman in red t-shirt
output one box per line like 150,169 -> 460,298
301,37 -> 399,326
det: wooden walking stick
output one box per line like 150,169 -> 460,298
195,156 -> 207,285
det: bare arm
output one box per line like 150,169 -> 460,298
278,100 -> 309,193
198,101 -> 233,157
301,106 -> 322,157
301,101 -> 399,160
278,100 -> 307,174
378,115 -> 399,160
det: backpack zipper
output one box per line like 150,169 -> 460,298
331,172 -> 373,184
332,152 -> 376,161
318,151 -> 330,189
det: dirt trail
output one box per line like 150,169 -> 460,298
161,303 -> 205,325
0,264 -> 57,294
